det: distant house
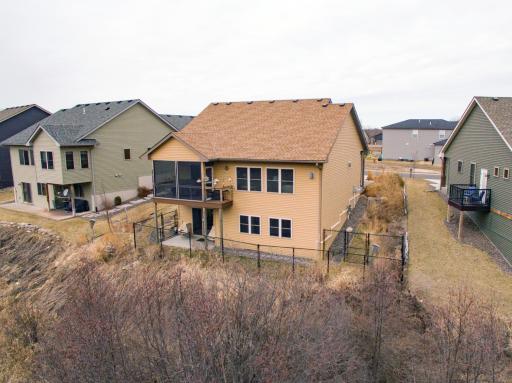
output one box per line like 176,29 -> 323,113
0,105 -> 50,188
365,128 -> 383,157
1,100 -> 192,214
432,139 -> 447,165
441,97 -> 512,259
145,98 -> 368,258
382,119 -> 457,161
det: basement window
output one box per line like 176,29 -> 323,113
494,167 -> 500,178
504,168 -> 509,180
239,215 -> 260,235
37,183 -> 46,196
269,218 -> 292,238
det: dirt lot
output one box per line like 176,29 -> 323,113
406,179 -> 512,318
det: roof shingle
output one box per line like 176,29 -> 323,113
0,104 -> 49,124
382,119 -> 457,130
163,98 -> 366,163
475,96 -> 512,149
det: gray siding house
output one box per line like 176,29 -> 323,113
1,100 -> 193,213
382,119 -> 457,161
441,97 -> 512,260
0,105 -> 50,188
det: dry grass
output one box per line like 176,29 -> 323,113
368,159 -> 441,171
406,179 -> 512,319
0,201 -> 176,245
0,188 -> 14,203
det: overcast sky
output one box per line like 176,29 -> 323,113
1,0 -> 511,128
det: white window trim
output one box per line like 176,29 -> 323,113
493,166 -> 500,178
412,129 -> 419,136
439,130 -> 446,139
239,214 -> 261,235
235,167 -> 262,192
268,217 -> 293,239
65,151 -> 74,170
266,168 -> 295,194
503,168 -> 510,180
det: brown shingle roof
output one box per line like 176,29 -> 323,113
167,98 -> 365,163
475,97 -> 512,149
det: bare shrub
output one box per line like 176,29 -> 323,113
90,233 -> 132,262
35,261 -> 367,382
137,186 -> 151,198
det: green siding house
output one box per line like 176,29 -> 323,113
441,97 -> 512,261
1,100 -> 193,214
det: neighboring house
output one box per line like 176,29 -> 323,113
146,98 -> 368,258
441,96 -> 512,259
432,138 -> 447,165
365,128 -> 383,145
382,119 -> 457,161
0,105 -> 50,188
1,100 -> 192,213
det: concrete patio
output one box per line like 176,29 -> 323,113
162,234 -> 215,250
0,202 -> 89,221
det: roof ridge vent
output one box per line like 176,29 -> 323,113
339,103 -> 345,107
247,101 -> 253,104
316,98 -> 323,102
213,102 -> 219,105
292,99 -> 299,103
269,100 -> 275,103
492,97 -> 499,101
322,103 -> 329,107
226,102 -> 232,105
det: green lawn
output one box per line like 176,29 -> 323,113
406,179 -> 512,318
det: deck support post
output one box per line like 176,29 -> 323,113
446,204 -> 452,223
154,201 -> 159,243
201,162 -> 207,250
70,185 -> 76,217
219,207 -> 224,262
457,211 -> 464,241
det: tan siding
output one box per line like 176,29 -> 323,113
321,113 -> 363,248
61,148 -> 93,184
166,161 -> 322,258
9,147 -> 46,207
150,137 -> 202,161
87,103 -> 172,197
32,130 -> 63,185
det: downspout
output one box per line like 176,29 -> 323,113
360,150 -> 366,188
317,163 -> 323,252
89,147 -> 97,212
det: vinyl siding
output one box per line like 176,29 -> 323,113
87,103 -> 172,196
321,113 -> 363,248
0,107 -> 50,188
149,137 -> 202,161
383,129 -> 449,160
61,148 -> 93,184
444,105 -> 512,259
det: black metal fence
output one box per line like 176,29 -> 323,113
132,217 -> 409,279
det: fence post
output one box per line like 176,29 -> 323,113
400,235 -> 406,283
160,213 -> 164,240
221,237 -> 225,263
326,249 -> 330,274
366,233 -> 370,265
257,244 -> 261,270
343,230 -> 347,260
188,232 -> 192,258
292,247 -> 295,273
132,222 -> 137,249
322,229 -> 326,260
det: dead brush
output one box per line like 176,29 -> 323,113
365,173 -> 405,226
90,233 -> 132,262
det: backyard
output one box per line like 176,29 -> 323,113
406,179 -> 512,318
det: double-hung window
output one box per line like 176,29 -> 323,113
80,151 -> 89,169
40,151 -> 54,169
18,149 -> 34,166
236,167 -> 261,191
239,215 -> 260,235
494,167 -> 500,178
269,218 -> 292,238
504,168 -> 510,180
37,183 -> 46,196
266,168 -> 294,193
65,151 -> 74,170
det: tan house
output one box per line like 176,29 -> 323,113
146,99 -> 368,258
1,100 -> 193,214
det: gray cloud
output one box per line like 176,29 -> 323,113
1,0 -> 511,127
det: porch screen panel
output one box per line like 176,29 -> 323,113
178,162 -> 202,200
153,160 -> 177,198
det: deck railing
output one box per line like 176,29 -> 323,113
448,184 -> 491,211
